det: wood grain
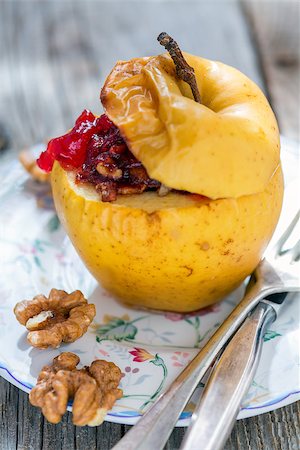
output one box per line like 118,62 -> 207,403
243,1 -> 300,140
0,0 -> 263,150
0,1 -> 299,450
1,378 -> 299,450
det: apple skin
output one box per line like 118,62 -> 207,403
50,53 -> 283,312
101,53 -> 280,199
51,162 -> 283,312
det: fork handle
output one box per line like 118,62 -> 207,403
180,301 -> 276,450
113,274 -> 281,450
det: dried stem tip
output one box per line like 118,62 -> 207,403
157,32 -> 201,104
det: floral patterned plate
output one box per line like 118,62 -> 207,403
0,138 -> 299,426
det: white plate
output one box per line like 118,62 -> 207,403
0,138 -> 299,426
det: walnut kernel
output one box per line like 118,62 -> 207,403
29,352 -> 123,426
14,289 -> 96,349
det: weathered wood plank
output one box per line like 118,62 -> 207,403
17,387 -> 44,450
83,0 -> 264,86
1,377 -> 300,450
243,1 -> 300,140
231,401 -> 300,450
0,0 -> 264,151
0,376 -> 19,450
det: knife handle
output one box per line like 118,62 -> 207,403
181,301 -> 276,450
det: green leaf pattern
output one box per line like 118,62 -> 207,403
263,329 -> 282,342
96,318 -> 138,342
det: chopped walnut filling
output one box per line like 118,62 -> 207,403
29,352 -> 123,426
158,183 -> 172,197
76,116 -> 161,202
96,162 -> 123,180
14,289 -> 96,349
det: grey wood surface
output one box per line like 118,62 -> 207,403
0,1 -> 299,449
243,1 -> 300,141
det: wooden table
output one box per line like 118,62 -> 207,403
0,1 -> 299,449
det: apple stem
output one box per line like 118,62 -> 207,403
157,32 -> 201,104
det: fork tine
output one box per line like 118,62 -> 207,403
291,239 -> 300,263
272,210 -> 300,256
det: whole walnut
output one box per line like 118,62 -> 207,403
14,289 -> 96,348
29,352 -> 123,426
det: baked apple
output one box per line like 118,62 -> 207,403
39,34 -> 283,312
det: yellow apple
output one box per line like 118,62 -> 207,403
50,51 -> 283,312
52,162 -> 283,312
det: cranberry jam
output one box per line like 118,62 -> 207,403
37,110 -> 160,202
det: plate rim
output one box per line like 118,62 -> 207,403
0,361 -> 300,427
1,136 -> 299,426
1,360 -> 299,426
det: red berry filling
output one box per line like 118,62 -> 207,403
37,110 -> 161,201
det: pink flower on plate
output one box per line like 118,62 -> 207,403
55,251 -> 67,266
98,348 -> 109,357
129,347 -> 155,363
18,243 -> 36,255
171,351 -> 191,367
164,312 -> 183,322
164,304 -> 220,321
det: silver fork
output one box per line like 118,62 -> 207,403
113,212 -> 300,450
181,211 -> 300,450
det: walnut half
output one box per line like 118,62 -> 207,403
14,289 -> 96,349
29,352 -> 123,426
